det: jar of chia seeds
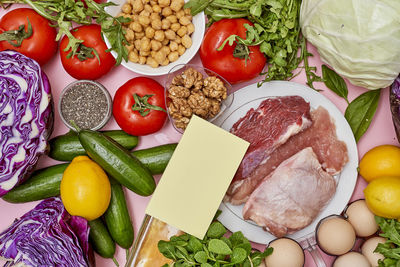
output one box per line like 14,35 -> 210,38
58,80 -> 112,131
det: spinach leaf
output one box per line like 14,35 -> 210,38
322,65 -> 350,104
344,89 -> 381,142
206,222 -> 226,239
208,239 -> 232,255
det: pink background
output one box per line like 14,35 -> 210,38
0,6 -> 397,267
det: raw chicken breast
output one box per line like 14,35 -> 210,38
242,147 -> 336,238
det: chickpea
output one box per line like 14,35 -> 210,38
162,38 -> 169,46
144,4 -> 153,13
158,0 -> 170,8
161,58 -> 170,66
150,0 -> 157,5
135,32 -> 145,39
151,50 -> 157,58
132,0 -> 144,13
150,12 -> 161,21
131,14 -> 139,22
130,21 -> 142,32
152,4 -> 161,13
140,50 -> 150,56
125,28 -> 135,41
122,3 -> 132,13
174,36 -> 181,44
154,30 -> 165,42
146,57 -> 159,68
182,35 -> 192,48
162,7 -> 173,17
179,16 -> 191,26
176,10 -> 185,19
134,39 -> 141,50
139,56 -> 147,64
187,23 -> 195,34
128,50 -> 139,63
139,15 -> 151,26
170,0 -> 184,12
170,22 -> 180,32
154,50 -> 167,64
165,29 -> 176,40
140,37 -> 151,52
143,0 -> 150,3
139,10 -> 150,17
151,19 -> 162,30
166,15 -> 178,24
168,51 -> 179,62
161,46 -> 171,55
150,40 -> 162,51
162,19 -> 171,30
126,44 -> 135,51
177,26 -> 187,37
169,41 -> 178,51
184,8 -> 191,15
177,44 -> 185,55
145,27 -> 155,39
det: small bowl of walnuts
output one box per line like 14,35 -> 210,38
165,64 -> 234,133
105,0 -> 205,76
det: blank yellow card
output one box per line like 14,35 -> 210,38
145,115 -> 249,239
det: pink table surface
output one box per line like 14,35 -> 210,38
0,6 -> 397,267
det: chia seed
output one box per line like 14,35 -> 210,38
60,82 -> 110,130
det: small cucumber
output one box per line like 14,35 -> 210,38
2,164 -> 68,203
88,218 -> 116,258
78,130 -> 155,196
132,143 -> 177,175
104,178 -> 134,249
49,130 -> 138,161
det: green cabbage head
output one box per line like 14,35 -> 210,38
300,0 -> 400,90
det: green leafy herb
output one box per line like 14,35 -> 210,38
322,65 -> 350,104
158,221 -> 273,266
0,0 -> 130,65
184,0 -> 322,90
374,217 -> 400,266
344,89 -> 380,142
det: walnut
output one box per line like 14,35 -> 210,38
168,85 -> 190,99
209,99 -> 221,118
188,92 -> 211,118
203,76 -> 227,100
181,67 -> 203,89
175,116 -> 190,129
168,98 -> 192,119
172,75 -> 184,86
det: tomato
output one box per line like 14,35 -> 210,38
59,24 -> 115,80
0,8 -> 58,65
200,18 -> 267,84
113,77 -> 167,136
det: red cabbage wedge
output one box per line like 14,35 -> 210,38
0,197 -> 94,266
391,75 -> 400,143
0,50 -> 53,196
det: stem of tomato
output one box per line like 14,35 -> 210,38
131,94 -> 166,117
0,19 -> 33,47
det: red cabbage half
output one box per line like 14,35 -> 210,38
0,197 -> 94,266
0,50 -> 53,196
390,75 -> 400,143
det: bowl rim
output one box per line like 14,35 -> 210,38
58,80 -> 112,131
103,0 -> 206,76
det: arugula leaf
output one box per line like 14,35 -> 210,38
322,65 -> 350,104
344,89 -> 381,142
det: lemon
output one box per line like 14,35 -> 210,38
60,156 -> 111,221
359,145 -> 400,182
364,176 -> 400,218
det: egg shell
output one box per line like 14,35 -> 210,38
345,199 -> 378,237
361,236 -> 386,267
264,238 -> 304,267
316,216 -> 356,255
333,252 -> 371,267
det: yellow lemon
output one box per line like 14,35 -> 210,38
60,156 -> 111,221
364,176 -> 400,218
359,145 -> 400,182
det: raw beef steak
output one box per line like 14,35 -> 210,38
225,96 -> 312,204
242,147 -> 336,237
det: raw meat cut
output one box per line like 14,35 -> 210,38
226,106 -> 348,205
225,96 -> 312,204
242,147 -> 336,237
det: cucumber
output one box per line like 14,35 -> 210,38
78,130 -> 155,196
2,143 -> 177,203
49,130 -> 138,161
104,178 -> 134,249
2,164 -> 68,203
132,143 -> 177,175
88,218 -> 116,258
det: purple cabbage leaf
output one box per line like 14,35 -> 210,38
0,50 -> 53,196
390,75 -> 400,143
0,197 -> 94,267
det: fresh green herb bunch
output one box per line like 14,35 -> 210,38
0,0 -> 131,65
374,216 -> 400,267
158,221 -> 273,267
185,0 -> 322,89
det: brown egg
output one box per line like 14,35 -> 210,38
316,216 -> 356,255
333,252 -> 371,267
264,238 -> 304,267
345,199 -> 378,237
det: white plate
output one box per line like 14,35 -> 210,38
212,81 -> 358,245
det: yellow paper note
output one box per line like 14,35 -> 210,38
145,115 -> 249,239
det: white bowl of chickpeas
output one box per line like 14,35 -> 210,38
105,0 -> 205,76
